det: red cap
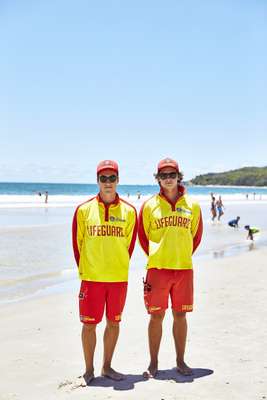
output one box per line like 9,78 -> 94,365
97,160 -> 119,175
157,158 -> 179,173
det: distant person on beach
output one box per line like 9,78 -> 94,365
244,225 -> 260,241
228,216 -> 240,228
44,191 -> 48,203
137,191 -> 141,199
210,194 -> 217,221
216,196 -> 224,221
138,158 -> 203,378
72,160 -> 137,384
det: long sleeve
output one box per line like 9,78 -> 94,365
191,204 -> 203,254
138,202 -> 150,256
126,208 -> 138,258
72,206 -> 85,267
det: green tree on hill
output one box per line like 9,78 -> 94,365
190,167 -> 267,187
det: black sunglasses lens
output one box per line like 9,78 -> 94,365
99,175 -> 117,183
109,175 -> 117,182
159,172 -> 177,180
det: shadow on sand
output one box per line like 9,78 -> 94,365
155,368 -> 214,383
88,374 -> 146,390
87,368 -> 213,390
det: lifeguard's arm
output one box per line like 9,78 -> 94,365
191,204 -> 203,254
138,202 -> 150,256
72,206 -> 85,267
125,207 -> 138,258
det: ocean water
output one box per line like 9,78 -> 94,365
0,183 -> 267,304
1,182 -> 266,209
1,181 -> 267,197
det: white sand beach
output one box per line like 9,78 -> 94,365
0,200 -> 267,399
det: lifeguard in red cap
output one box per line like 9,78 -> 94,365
138,158 -> 203,377
72,160 -> 137,384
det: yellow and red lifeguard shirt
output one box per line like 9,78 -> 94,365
138,187 -> 203,270
72,194 -> 138,282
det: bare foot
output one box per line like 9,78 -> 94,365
176,361 -> 193,376
83,371 -> 95,385
142,364 -> 158,379
101,367 -> 124,381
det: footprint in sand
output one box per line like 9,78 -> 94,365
58,377 -> 87,391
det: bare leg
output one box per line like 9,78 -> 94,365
81,323 -> 96,384
143,311 -> 165,378
172,311 -> 192,375
101,320 -> 123,380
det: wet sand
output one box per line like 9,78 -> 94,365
1,201 -> 267,304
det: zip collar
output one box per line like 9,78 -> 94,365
97,193 -> 120,221
159,185 -> 185,211
97,192 -> 120,206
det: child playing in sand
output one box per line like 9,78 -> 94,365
244,225 -> 260,241
228,216 -> 240,228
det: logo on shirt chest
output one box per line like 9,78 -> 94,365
109,216 -> 126,222
176,207 -> 192,215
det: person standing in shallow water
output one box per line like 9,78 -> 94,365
138,158 -> 203,378
72,160 -> 137,384
210,194 -> 217,221
216,196 -> 224,221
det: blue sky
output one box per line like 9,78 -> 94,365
1,0 -> 266,184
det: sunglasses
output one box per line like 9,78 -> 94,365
158,172 -> 177,180
99,175 -> 117,183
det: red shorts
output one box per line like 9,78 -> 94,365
79,281 -> 128,324
143,268 -> 193,313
